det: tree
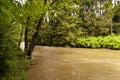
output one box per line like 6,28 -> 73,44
0,0 -> 27,79
103,0 -> 114,34
112,5 -> 120,33
20,0 -> 60,57
17,0 -> 119,57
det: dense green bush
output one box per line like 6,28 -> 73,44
0,0 -> 28,79
76,34 -> 120,50
0,39 -> 28,80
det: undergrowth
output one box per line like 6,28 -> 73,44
76,34 -> 120,50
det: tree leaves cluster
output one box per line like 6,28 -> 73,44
3,0 -> 120,56
36,0 -> 120,48
37,0 -> 114,46
0,0 -> 27,79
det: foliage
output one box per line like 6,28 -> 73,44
12,0 -> 120,50
112,23 -> 120,33
0,0 -> 28,79
38,0 -> 119,47
76,34 -> 120,50
0,41 -> 28,80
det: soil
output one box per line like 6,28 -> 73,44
27,46 -> 120,80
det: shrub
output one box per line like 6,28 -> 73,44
76,34 -> 120,50
0,39 -> 28,80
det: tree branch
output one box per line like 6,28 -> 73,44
49,0 -> 58,6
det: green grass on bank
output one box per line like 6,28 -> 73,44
76,34 -> 120,50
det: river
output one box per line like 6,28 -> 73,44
27,46 -> 120,80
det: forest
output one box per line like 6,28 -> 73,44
1,0 -> 120,80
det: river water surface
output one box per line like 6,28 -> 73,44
27,46 -> 120,80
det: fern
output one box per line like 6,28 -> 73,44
76,34 -> 120,50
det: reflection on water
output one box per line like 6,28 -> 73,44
27,46 -> 120,80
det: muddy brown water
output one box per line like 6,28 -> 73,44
27,46 -> 120,80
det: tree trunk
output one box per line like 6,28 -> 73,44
24,17 -> 30,53
99,1 -> 102,16
18,26 -> 24,46
110,20 -> 113,35
24,28 -> 28,52
27,16 -> 44,56
27,0 -> 49,57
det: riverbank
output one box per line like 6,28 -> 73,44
27,46 -> 120,80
